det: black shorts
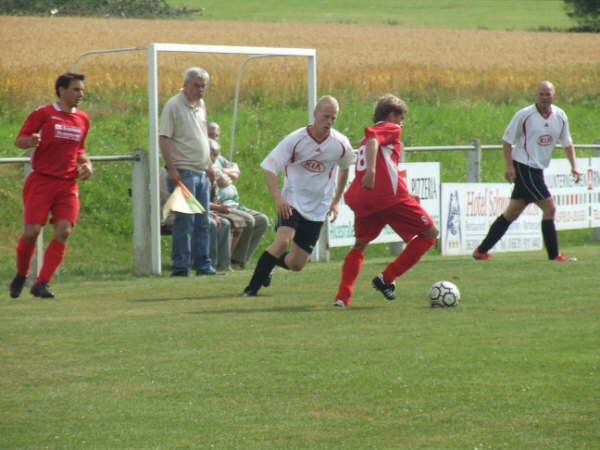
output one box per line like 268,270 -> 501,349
276,208 -> 323,254
511,160 -> 551,204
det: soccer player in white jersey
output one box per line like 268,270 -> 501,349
473,81 -> 581,262
242,96 -> 354,297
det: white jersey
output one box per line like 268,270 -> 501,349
502,104 -> 573,169
261,126 -> 354,221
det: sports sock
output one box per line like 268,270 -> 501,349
382,236 -> 436,283
16,235 -> 36,277
335,248 -> 365,303
274,251 -> 290,270
541,219 -> 559,259
37,239 -> 66,284
245,250 -> 278,292
478,215 -> 512,253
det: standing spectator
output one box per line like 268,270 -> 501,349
472,81 -> 581,262
159,67 -> 216,276
9,72 -> 93,299
334,94 -> 439,307
209,139 -> 269,269
242,96 -> 354,297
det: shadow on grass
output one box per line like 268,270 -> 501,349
186,305 -> 380,315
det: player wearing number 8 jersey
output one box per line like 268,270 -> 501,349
9,73 -> 93,299
472,81 -> 581,262
333,94 -> 438,307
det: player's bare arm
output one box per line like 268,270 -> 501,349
329,167 -> 349,222
361,137 -> 378,190
264,168 -> 292,220
15,133 -> 41,149
563,145 -> 581,182
77,153 -> 93,180
159,135 -> 181,182
502,141 -> 515,182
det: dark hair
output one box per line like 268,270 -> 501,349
55,73 -> 85,97
373,94 -> 408,123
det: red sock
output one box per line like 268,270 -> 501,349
335,248 -> 365,304
382,236 -> 435,283
37,240 -> 66,284
16,236 -> 36,277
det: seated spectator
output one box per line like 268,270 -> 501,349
209,138 -> 269,269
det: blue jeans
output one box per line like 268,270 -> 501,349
167,168 -> 214,273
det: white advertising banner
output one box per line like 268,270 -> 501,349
440,183 -> 543,255
328,162 -> 441,247
545,157 -> 600,229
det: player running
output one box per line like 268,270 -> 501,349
472,81 -> 581,262
242,96 -> 354,297
9,73 -> 93,299
333,94 -> 438,307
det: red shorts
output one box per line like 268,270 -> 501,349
23,172 -> 79,225
354,196 -> 434,243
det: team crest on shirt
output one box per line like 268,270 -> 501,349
301,159 -> 325,173
537,134 -> 553,146
315,147 -> 322,153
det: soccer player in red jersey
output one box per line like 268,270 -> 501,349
333,94 -> 439,307
9,73 -> 93,299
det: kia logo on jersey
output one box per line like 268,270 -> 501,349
537,134 -> 553,146
301,159 -> 325,173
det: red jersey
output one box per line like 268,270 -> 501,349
344,121 -> 411,218
18,103 -> 90,179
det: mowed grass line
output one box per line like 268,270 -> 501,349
1,246 -> 599,448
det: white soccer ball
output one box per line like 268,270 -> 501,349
428,281 -> 460,307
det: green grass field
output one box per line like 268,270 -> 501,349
171,0 -> 575,31
1,247 -> 599,448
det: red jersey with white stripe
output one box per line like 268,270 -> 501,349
18,103 -> 90,179
261,126 -> 354,221
344,121 -> 411,218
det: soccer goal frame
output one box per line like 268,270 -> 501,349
72,43 -> 317,275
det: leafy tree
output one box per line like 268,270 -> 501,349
564,0 -> 600,31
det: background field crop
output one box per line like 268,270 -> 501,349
2,16 -> 600,107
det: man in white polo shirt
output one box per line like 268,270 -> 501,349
159,67 -> 216,276
472,80 -> 582,262
242,95 -> 354,297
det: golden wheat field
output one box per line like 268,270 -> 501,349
1,16 -> 600,104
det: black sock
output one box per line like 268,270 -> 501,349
478,215 -> 512,253
274,251 -> 289,270
542,219 -> 559,259
244,251 -> 278,292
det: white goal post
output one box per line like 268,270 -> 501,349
72,43 -> 317,275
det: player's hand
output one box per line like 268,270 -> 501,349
504,166 -> 516,183
572,168 -> 582,183
328,203 -> 339,222
167,166 -> 181,183
276,198 -> 293,220
29,133 -> 41,147
77,161 -> 93,180
411,194 -> 421,204
361,171 -> 375,190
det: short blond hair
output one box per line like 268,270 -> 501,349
315,95 -> 339,112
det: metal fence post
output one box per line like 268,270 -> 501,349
132,148 -> 152,275
468,139 -> 481,182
